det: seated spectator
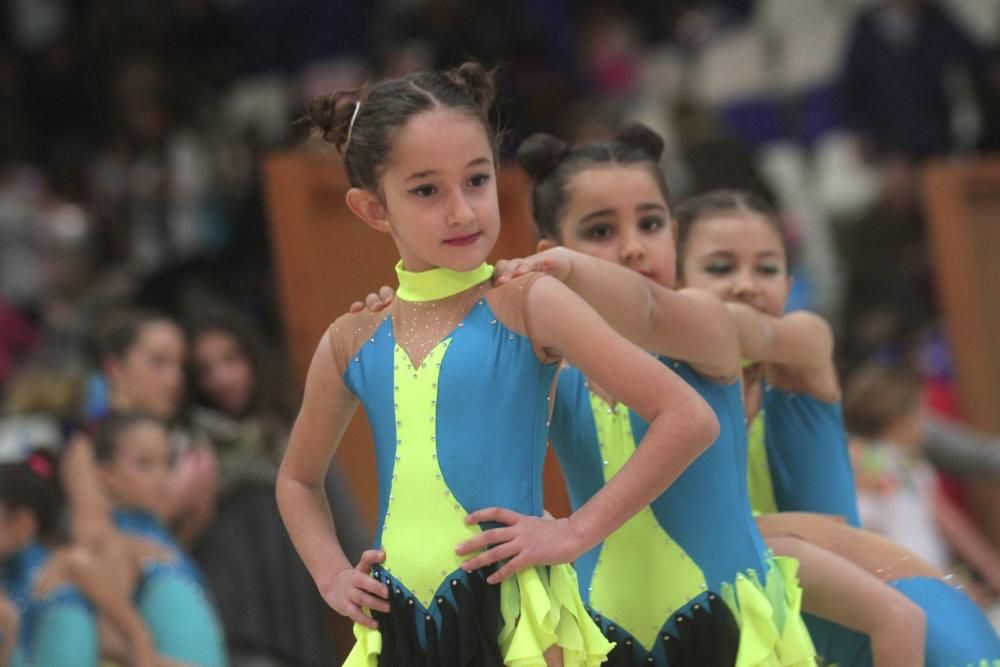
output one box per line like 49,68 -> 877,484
845,361 -> 1000,600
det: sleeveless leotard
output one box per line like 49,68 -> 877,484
113,510 -> 228,667
329,267 -> 612,667
0,543 -> 98,667
747,386 -> 1000,665
550,358 -> 816,667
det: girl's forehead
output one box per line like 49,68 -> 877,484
388,109 -> 492,172
565,165 -> 666,210
688,212 -> 783,250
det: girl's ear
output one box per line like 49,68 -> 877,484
346,188 -> 391,233
536,237 -> 558,252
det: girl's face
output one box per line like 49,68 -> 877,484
192,330 -> 255,416
107,321 -> 186,420
0,504 -> 33,558
101,422 -> 172,518
678,211 -> 790,316
551,165 -> 675,287
377,108 -> 500,272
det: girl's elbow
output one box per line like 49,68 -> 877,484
689,400 -> 720,452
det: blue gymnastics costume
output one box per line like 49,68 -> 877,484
113,509 -> 228,667
330,264 -> 612,666
0,543 -> 98,667
746,384 -> 860,524
549,358 -> 816,667
747,383 -> 1000,666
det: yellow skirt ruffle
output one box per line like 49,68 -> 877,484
720,556 -> 818,667
344,564 -> 612,666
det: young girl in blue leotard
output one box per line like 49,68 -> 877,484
0,450 -> 168,667
277,63 -> 718,666
675,189 -> 1000,667
93,412 -> 228,667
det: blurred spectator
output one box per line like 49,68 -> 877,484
845,361 -> 1000,599
186,306 -> 366,667
838,0 -> 998,163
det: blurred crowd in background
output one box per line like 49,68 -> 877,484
2,0 -> 1000,664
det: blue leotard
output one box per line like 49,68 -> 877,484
749,384 -> 1000,665
113,510 -> 228,667
747,385 -> 860,525
0,543 -> 98,667
330,268 -> 612,666
550,358 -> 815,666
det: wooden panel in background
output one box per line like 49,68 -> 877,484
922,158 -> 1000,551
923,159 -> 1000,434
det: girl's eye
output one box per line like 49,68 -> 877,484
468,173 -> 490,187
703,261 -> 731,275
585,224 -> 613,240
410,185 -> 437,198
757,264 -> 782,276
639,217 -> 665,232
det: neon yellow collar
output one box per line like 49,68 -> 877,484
395,261 -> 494,302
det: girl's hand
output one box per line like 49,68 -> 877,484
320,550 -> 390,628
494,248 -> 573,286
169,447 -> 217,514
349,286 -> 396,313
456,508 -> 585,584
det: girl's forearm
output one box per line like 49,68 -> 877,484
567,410 -> 715,552
276,473 -> 354,587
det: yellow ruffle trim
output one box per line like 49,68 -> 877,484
498,563 -> 614,666
343,564 -> 613,666
720,556 -> 818,667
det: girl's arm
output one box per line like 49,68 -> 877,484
276,329 -> 390,628
56,547 -> 161,667
725,302 -> 839,400
458,276 -> 719,582
62,433 -> 117,546
495,247 -> 741,382
0,591 -> 18,667
933,490 -> 1000,594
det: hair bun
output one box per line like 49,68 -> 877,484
307,91 -> 361,154
615,122 -> 665,161
447,62 -> 496,114
516,133 -> 571,182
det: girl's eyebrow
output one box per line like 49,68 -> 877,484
635,203 -> 667,213
405,157 -> 492,181
579,208 -> 616,223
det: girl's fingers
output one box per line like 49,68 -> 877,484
378,286 -> 396,304
486,554 -> 526,584
356,573 -> 390,600
465,506 -> 522,526
460,542 -> 519,572
455,526 -> 514,555
357,549 -> 385,571
353,590 -> 391,614
345,603 -> 379,629
349,300 -> 365,313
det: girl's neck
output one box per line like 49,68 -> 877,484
395,261 -> 494,302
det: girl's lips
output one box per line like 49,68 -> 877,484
443,232 -> 482,246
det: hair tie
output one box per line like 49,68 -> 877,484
27,453 -> 53,480
345,101 -> 362,152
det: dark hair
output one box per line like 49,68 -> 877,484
95,307 -> 180,362
93,411 -> 165,463
0,450 -> 63,541
843,362 -> 922,439
673,189 -> 788,271
517,122 -> 669,241
308,62 -> 499,193
186,308 -> 299,426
